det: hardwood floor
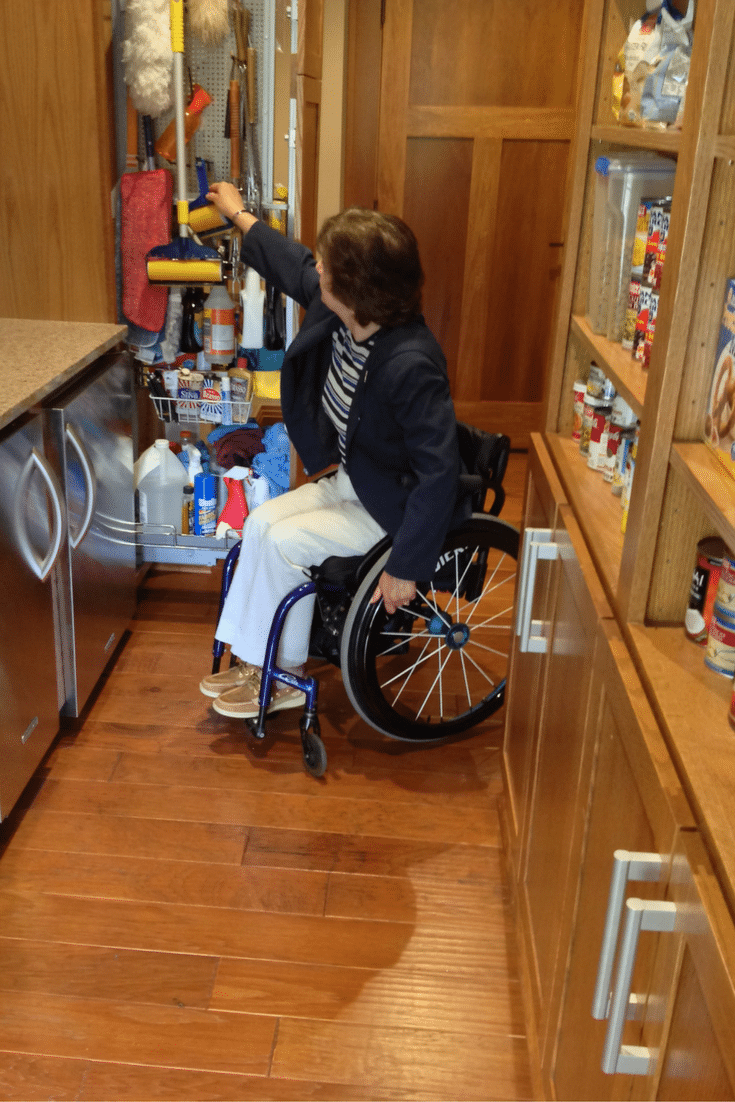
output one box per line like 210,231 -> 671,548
0,455 -> 530,1102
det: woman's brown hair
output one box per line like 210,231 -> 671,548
316,208 -> 424,328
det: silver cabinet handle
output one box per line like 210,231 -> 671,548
516,527 -> 558,653
13,447 -> 65,581
602,897 -> 677,1076
65,423 -> 97,549
592,850 -> 664,1019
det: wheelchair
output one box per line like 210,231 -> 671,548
211,423 -> 520,777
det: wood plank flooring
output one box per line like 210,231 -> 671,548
0,455 -> 530,1101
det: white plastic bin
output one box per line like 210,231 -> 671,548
587,153 -> 676,341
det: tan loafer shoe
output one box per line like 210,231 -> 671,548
212,680 -> 306,718
199,662 -> 260,699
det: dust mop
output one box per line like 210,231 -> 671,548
146,0 -> 223,285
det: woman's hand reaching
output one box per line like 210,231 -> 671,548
206,181 -> 257,231
370,571 -> 416,615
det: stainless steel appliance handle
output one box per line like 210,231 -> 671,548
65,423 -> 97,548
13,447 -> 65,581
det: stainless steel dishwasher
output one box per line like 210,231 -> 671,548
47,352 -> 137,717
0,411 -> 66,819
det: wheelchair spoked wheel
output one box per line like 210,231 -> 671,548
340,516 -> 519,741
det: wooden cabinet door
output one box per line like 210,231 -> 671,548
365,0 -> 584,446
503,435 -> 567,880
0,0 -> 116,321
550,620 -> 696,1101
518,501 -> 612,1074
637,831 -> 735,1101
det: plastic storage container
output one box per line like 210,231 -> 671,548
135,439 -> 189,532
587,153 -> 676,341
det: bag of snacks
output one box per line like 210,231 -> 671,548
613,1 -> 694,130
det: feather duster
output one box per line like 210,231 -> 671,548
122,0 -> 174,118
188,0 -> 230,46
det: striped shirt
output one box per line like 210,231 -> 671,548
322,325 -> 378,463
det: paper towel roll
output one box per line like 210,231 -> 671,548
240,267 -> 265,349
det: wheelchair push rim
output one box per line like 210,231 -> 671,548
340,516 -> 519,741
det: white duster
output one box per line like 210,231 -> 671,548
122,0 -> 174,118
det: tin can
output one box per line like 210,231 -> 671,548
704,610 -> 735,676
713,553 -> 735,623
587,403 -> 612,471
685,537 -> 727,644
729,681 -> 735,732
580,395 -> 603,457
572,380 -> 586,442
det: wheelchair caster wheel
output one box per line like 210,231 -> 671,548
300,717 -> 327,777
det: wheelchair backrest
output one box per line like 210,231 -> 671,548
456,422 -> 511,517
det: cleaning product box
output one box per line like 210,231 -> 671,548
704,279 -> 735,480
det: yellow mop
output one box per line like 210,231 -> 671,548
146,0 -> 223,284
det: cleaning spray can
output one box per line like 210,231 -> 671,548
194,471 -> 217,536
203,284 -> 236,367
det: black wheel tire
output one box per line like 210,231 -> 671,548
301,724 -> 328,777
340,515 -> 519,741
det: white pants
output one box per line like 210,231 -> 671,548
215,466 -> 387,667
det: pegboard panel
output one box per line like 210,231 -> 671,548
145,0 -> 274,207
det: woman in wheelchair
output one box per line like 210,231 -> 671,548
199,181 -> 475,720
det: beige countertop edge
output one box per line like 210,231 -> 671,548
0,319 -> 127,433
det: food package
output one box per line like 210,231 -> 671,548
703,279 -> 735,480
613,1 -> 694,130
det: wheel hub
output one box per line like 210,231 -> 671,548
446,622 -> 470,650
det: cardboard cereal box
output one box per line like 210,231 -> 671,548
704,279 -> 735,480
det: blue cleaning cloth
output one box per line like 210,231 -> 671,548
252,423 -> 290,497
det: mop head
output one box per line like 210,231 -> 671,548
188,0 -> 230,46
122,0 -> 174,118
146,237 -> 224,284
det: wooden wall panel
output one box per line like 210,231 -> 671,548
344,0 -> 382,209
346,0 -> 583,447
403,137 -> 473,392
482,141 -> 569,404
408,0 -> 583,109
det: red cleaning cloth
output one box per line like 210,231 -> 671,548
120,169 -> 173,332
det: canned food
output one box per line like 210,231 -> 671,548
685,537 -> 727,644
705,610 -> 735,676
713,553 -> 735,622
587,403 -> 612,471
580,395 -> 604,457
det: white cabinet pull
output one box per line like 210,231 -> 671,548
516,527 -> 558,653
601,898 -> 677,1076
592,850 -> 664,1020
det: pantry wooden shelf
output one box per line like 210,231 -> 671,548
591,124 -> 682,155
627,621 -> 735,918
546,431 -> 624,596
670,441 -> 735,552
570,314 -> 647,416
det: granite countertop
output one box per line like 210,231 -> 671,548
0,318 -> 127,433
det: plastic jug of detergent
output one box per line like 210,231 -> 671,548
135,439 -> 189,532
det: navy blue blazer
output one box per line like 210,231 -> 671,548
241,220 -> 470,581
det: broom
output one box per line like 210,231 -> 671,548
146,0 -> 223,284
